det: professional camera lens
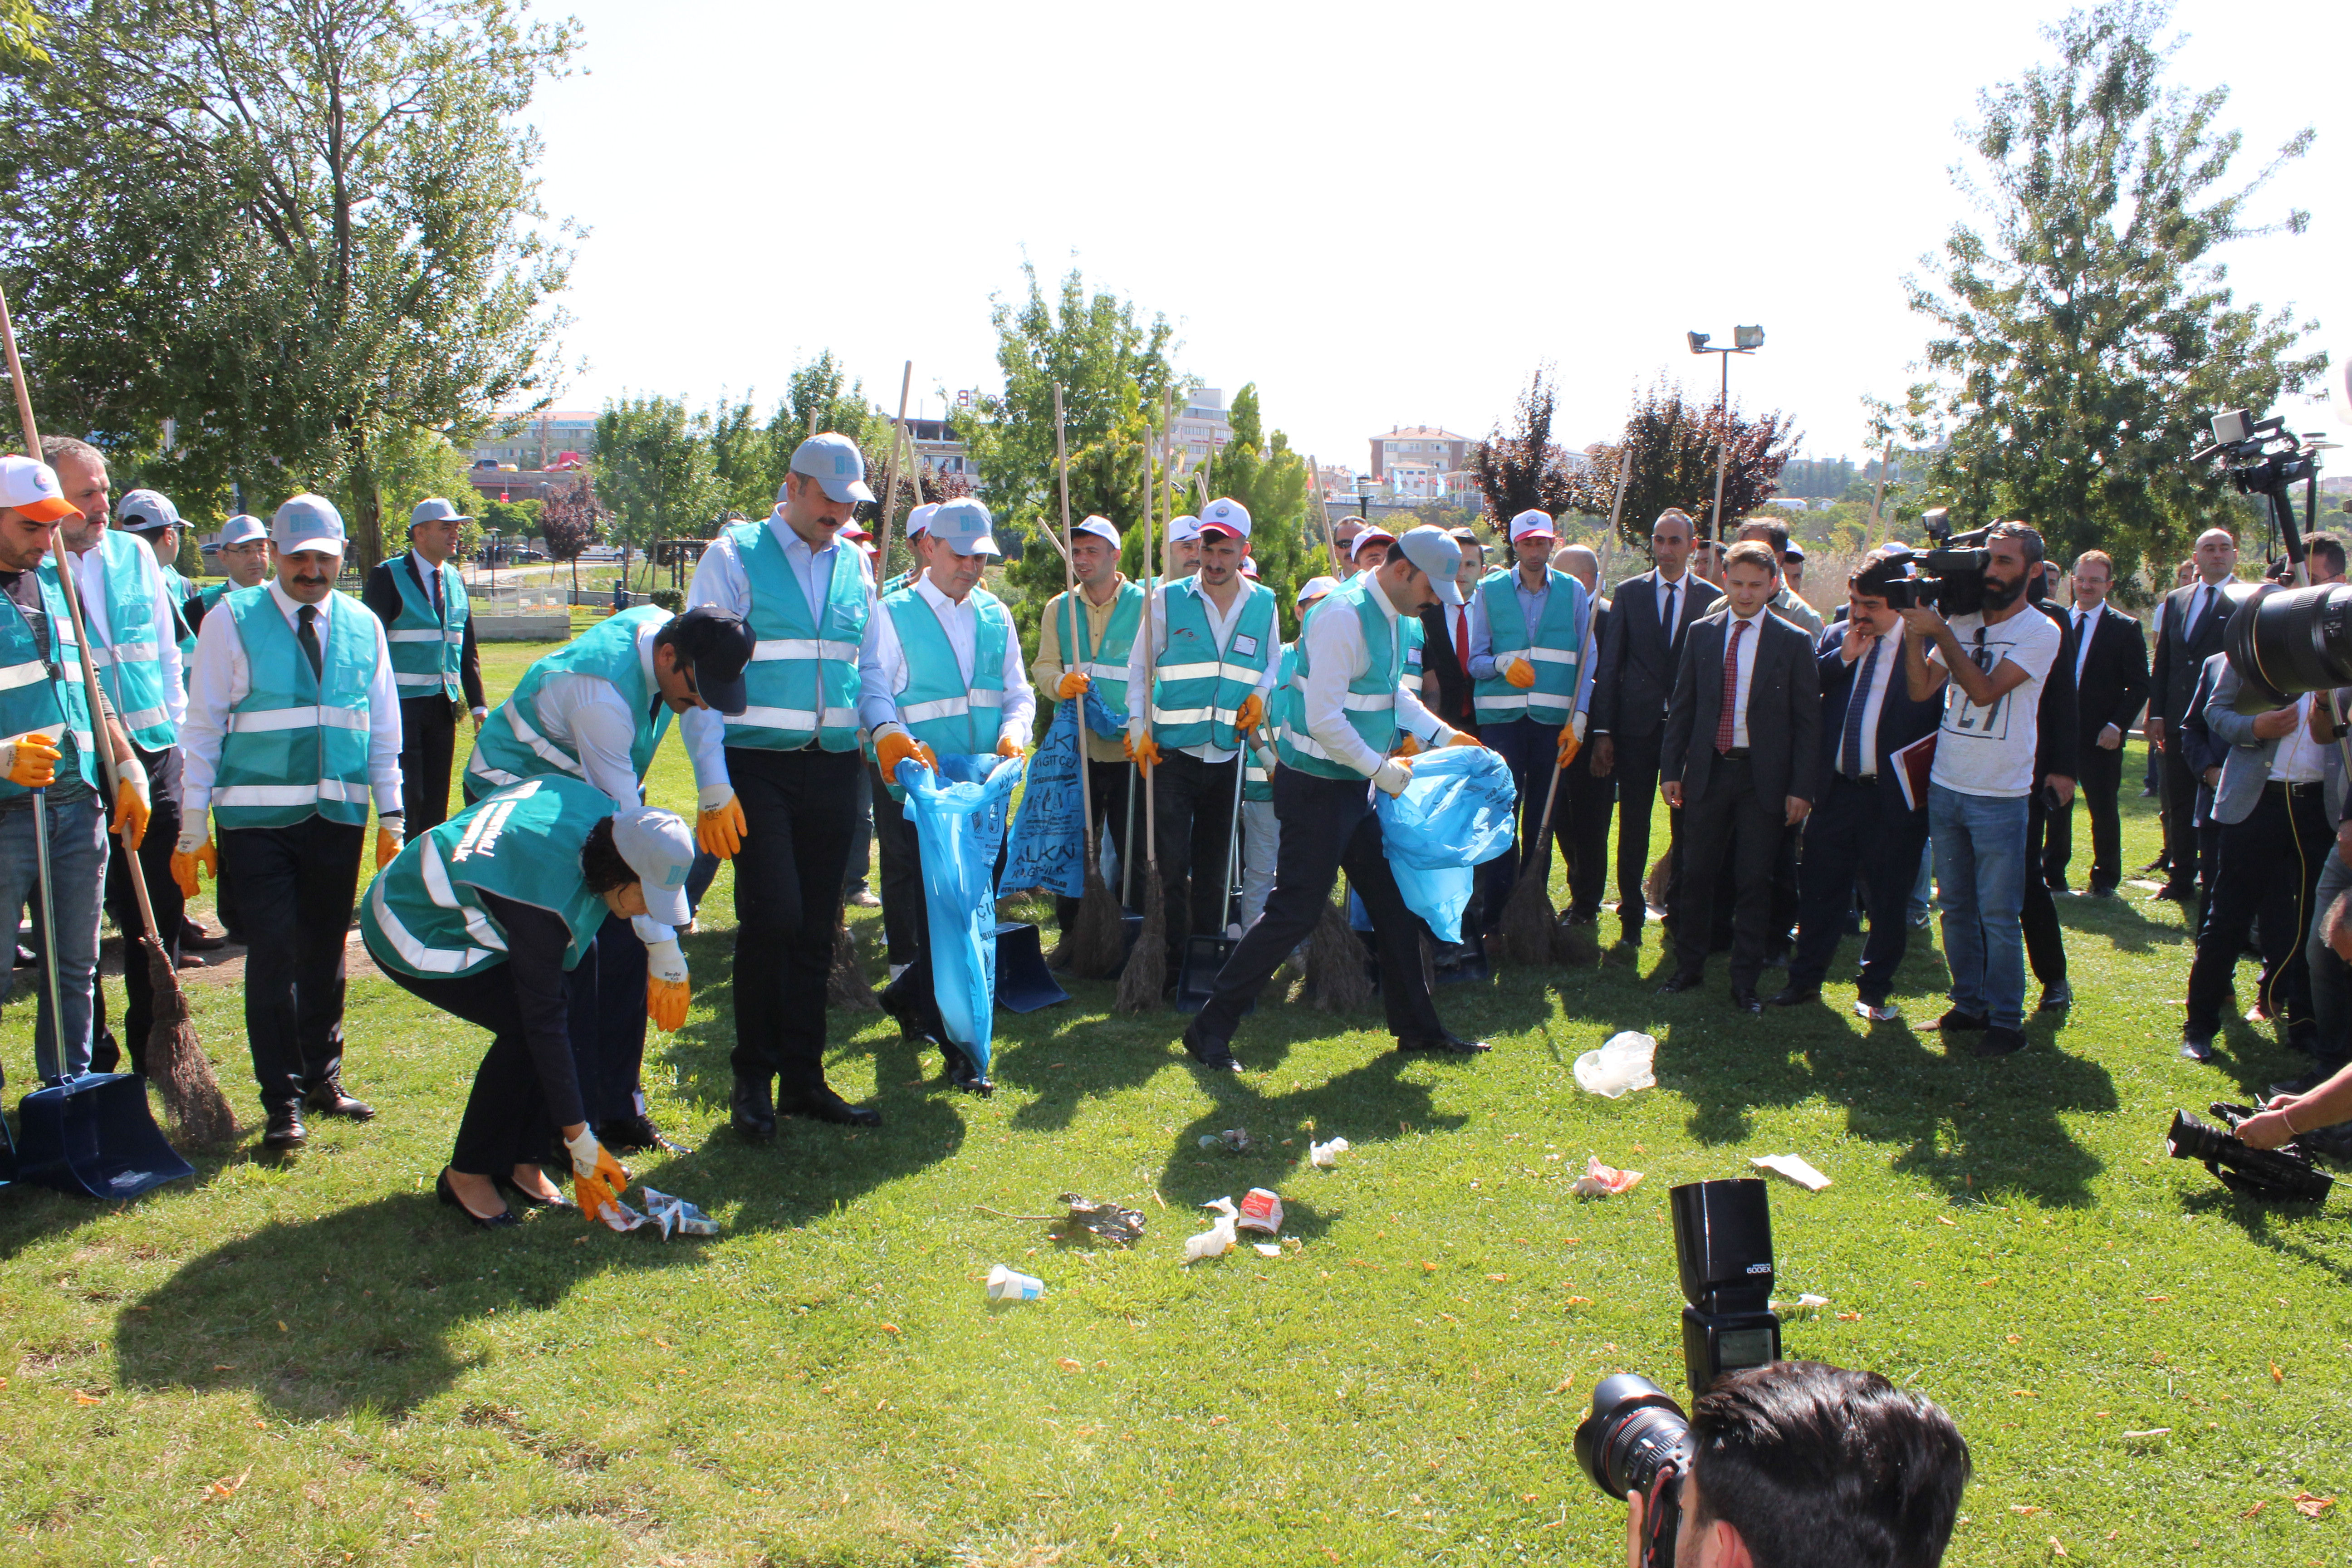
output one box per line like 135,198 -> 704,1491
2165,1109 -> 2230,1163
1574,1373 -> 1695,1499
2224,583 -> 2352,710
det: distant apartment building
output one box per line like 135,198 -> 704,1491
1171,389 -> 1235,478
1370,425 -> 1470,481
906,417 -> 975,485
470,410 -> 598,469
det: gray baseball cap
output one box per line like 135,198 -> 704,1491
612,806 -> 696,928
272,493 -> 347,555
117,489 -> 183,534
216,514 -> 268,548
410,496 -> 474,530
1396,525 -> 1466,606
786,433 -> 876,505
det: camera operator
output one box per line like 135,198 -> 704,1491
2236,894 -> 2352,1145
2279,689 -> 2352,1094
1621,1361 -> 1971,1568
1901,523 -> 2063,1057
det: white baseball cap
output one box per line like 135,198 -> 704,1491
1198,497 -> 1251,541
1296,574 -> 1338,608
929,497 -> 1000,558
1240,557 -> 1260,579
905,502 -> 940,538
216,513 -> 268,548
272,493 -> 348,555
1168,514 -> 1202,543
1072,514 -> 1120,548
1509,508 -> 1557,544
410,496 -> 474,530
116,489 -> 183,534
1352,529 -> 1396,561
0,456 -> 78,524
612,805 -> 696,928
1396,525 -> 1467,607
786,433 -> 875,505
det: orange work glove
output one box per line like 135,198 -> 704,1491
1125,732 -> 1162,770
1234,694 -> 1265,735
0,730 -> 59,788
646,940 -> 690,1032
563,1127 -> 633,1226
171,826 -> 218,900
1556,728 -> 1582,769
696,785 -> 746,859
1056,670 -> 1090,700
1503,657 -> 1537,690
112,754 -> 151,850
1396,732 -> 1423,758
876,728 -> 936,782
997,734 -> 1027,759
1447,730 -> 1485,748
376,817 -> 404,870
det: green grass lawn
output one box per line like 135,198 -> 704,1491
4,633 -> 2349,1567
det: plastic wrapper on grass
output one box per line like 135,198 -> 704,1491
1751,1154 -> 1832,1191
641,1187 -> 719,1238
1573,1033 -> 1656,1098
1570,1157 -> 1643,1196
1198,1127 -> 1256,1154
986,1264 -> 1046,1302
1309,1136 -> 1350,1168
1236,1188 -> 1284,1234
1184,1213 -> 1239,1264
1049,1195 -> 1147,1247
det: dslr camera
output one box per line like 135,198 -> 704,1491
2195,407 -> 2339,711
1853,508 -> 1995,617
1574,1180 -> 1783,1567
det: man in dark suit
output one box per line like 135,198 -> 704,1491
2147,528 -> 2248,902
361,500 -> 487,833
1771,556 -> 1942,1014
1417,529 -> 1485,731
1589,507 -> 1712,951
1657,541 -> 1821,1012
2044,549 -> 2150,897
2019,568 -> 2081,1010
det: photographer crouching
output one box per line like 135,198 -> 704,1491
2234,891 -> 2352,1151
1617,1361 -> 1971,1568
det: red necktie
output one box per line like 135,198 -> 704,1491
1715,619 -> 1748,755
1454,607 -> 1469,670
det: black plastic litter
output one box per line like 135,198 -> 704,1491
1049,1194 -> 1147,1246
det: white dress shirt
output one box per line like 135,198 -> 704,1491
1725,609 -> 1766,750
858,573 -> 1036,743
181,580 -> 403,821
1653,569 -> 1692,639
1842,625 -> 1901,775
68,534 -> 186,731
1298,580 -> 1455,779
2072,603 -> 2100,687
2271,693 -> 2325,784
1123,577 -> 1280,763
684,511 -> 880,789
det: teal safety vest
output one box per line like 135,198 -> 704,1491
1470,567 -> 1586,726
1046,579 -> 1143,721
211,587 -> 381,828
1275,575 -> 1405,780
1244,642 -> 1298,803
0,575 -> 98,803
466,605 -> 673,799
725,519 -> 869,753
382,551 -> 471,703
361,774 -> 614,980
1402,612 -> 1425,680
883,584 -> 1009,760
158,562 -> 197,676
1149,579 -> 1277,752
42,530 -> 174,749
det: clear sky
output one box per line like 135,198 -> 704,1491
521,0 -> 2347,477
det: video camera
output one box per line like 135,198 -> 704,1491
2165,1103 -> 2334,1203
1574,1180 -> 1783,1567
1853,508 -> 1997,616
2197,408 -> 2339,711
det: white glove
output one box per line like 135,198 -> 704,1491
176,817 -> 209,856
562,1124 -> 604,1179
115,752 -> 150,813
1572,711 -> 1588,742
696,782 -> 736,814
1372,760 -> 1412,798
645,937 -> 689,985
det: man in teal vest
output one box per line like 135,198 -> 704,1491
686,432 -> 893,1134
181,512 -> 271,946
1031,512 -> 1142,921
362,775 -> 696,1230
1238,574 -> 1337,929
862,496 -> 1036,1095
1465,507 -> 1592,942
1122,496 -> 1280,985
174,493 -> 404,1149
363,497 -> 486,836
461,600 -> 750,1154
1184,526 -> 1492,1072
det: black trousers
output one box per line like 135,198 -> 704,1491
2185,783 -> 2331,1037
2159,742 -> 2203,895
1193,769 -> 1444,1047
566,910 -> 649,1125
1054,755 -> 1132,929
386,964 -> 548,1177
1671,754 -> 1782,990
95,743 -> 185,1075
2045,741 -> 2124,892
399,695 -> 461,833
1149,750 -> 1241,972
1788,773 -> 1930,1002
729,746 -> 862,1098
1475,718 -> 1562,936
2022,789 -> 2067,987
1607,730 -> 1681,943
220,816 -> 364,1113
1558,744 -> 1616,920
869,759 -> 923,965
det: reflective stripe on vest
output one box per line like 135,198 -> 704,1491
465,606 -> 672,798
1150,580 -> 1277,750
212,588 -> 378,828
384,553 -> 469,699
0,577 -> 98,803
725,520 -> 871,752
1274,577 -> 1403,780
883,585 -> 1010,762
1470,567 -> 1585,726
42,530 -> 175,750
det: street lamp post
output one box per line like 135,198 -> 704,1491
1687,326 -> 1765,543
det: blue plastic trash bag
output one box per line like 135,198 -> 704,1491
1374,747 -> 1518,943
896,754 -> 1025,1073
1001,691 -> 1123,899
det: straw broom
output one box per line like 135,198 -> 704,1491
0,284 -> 235,1144
1114,407 -> 1169,1014
1046,386 -> 1127,977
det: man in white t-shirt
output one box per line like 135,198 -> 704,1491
1900,522 -> 2063,1058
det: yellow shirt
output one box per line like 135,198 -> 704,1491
1032,578 -> 1135,764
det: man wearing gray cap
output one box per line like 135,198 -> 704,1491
686,431 -> 890,1133
175,494 -> 404,1147
188,514 -> 272,637
363,497 -> 486,835
1184,525 -> 1491,1070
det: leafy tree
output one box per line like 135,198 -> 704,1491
1200,384 -> 1314,636
1469,368 -> 1583,527
1907,0 -> 2324,575
592,396 -> 723,577
0,0 -> 578,573
1587,379 -> 1798,551
359,426 -> 478,540
539,476 -> 599,590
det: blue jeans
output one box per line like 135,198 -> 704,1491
0,793 -> 109,1083
1929,784 -> 2030,1029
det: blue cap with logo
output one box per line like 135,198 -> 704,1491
928,497 -> 1000,558
786,433 -> 876,505
116,489 -> 183,534
272,493 -> 348,555
216,513 -> 268,549
612,805 -> 696,927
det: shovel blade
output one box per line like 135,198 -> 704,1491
991,922 -> 1070,1014
1173,934 -> 1238,1015
14,1074 -> 194,1200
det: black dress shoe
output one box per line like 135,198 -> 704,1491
878,984 -> 941,1046
89,1030 -> 121,1075
1181,1024 -> 1241,1073
598,1113 -> 690,1155
2088,885 -> 2118,899
1929,1008 -> 1989,1033
782,1087 -> 882,1127
1765,985 -> 1820,1007
1972,1025 -> 2028,1058
2038,982 -> 2074,1013
1655,972 -> 1704,996
262,1105 -> 307,1149
2179,1032 -> 2216,1063
493,1171 -> 574,1210
1729,988 -> 1764,1016
179,921 -> 226,952
437,1169 -> 519,1229
304,1079 -> 375,1121
730,1075 -> 777,1141
2151,884 -> 2193,904
941,1045 -> 995,1096
1398,1028 -> 1492,1054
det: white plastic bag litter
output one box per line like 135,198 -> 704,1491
1751,1154 -> 1832,1191
1574,1032 -> 1657,1098
1185,1214 -> 1238,1263
1309,1137 -> 1351,1168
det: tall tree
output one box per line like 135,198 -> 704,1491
1202,384 -> 1313,636
0,0 -> 578,571
1587,379 -> 1798,550
592,397 -> 722,570
1907,0 -> 2323,574
1469,367 -> 1582,529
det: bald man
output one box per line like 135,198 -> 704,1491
2147,527 -> 2248,904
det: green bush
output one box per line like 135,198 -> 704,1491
649,587 -> 683,613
